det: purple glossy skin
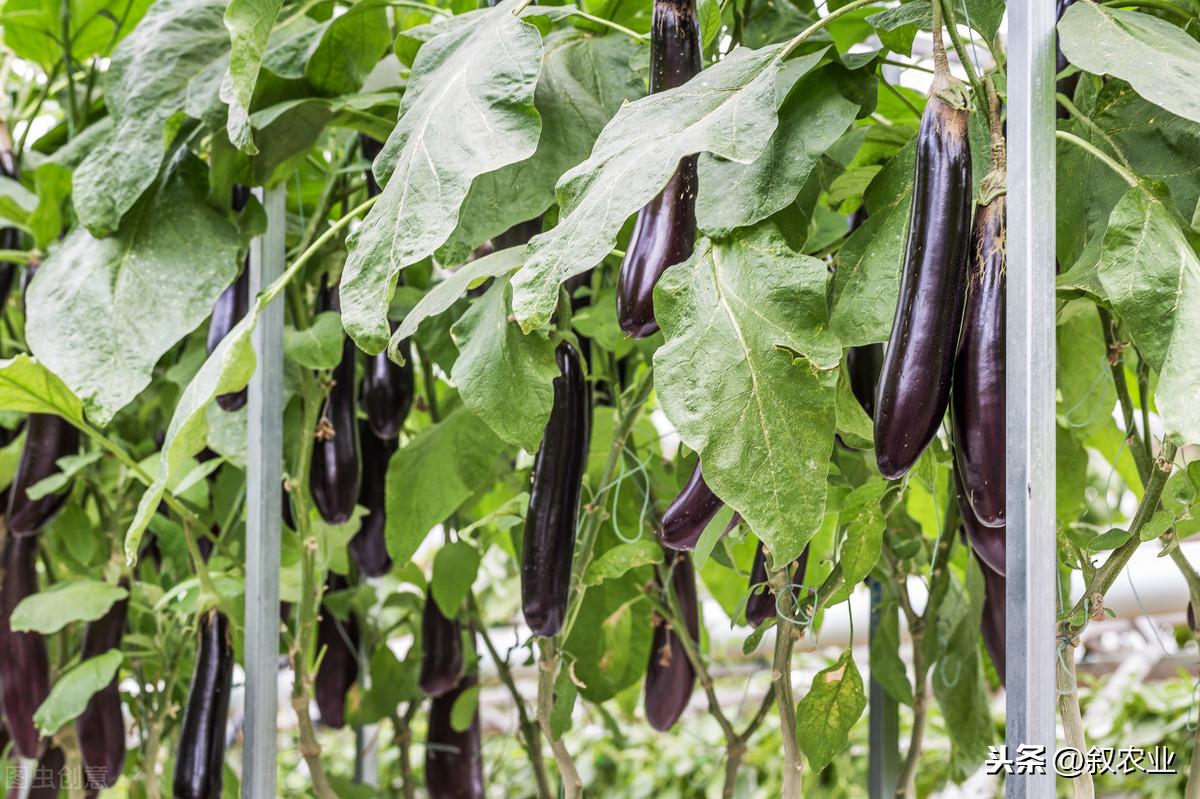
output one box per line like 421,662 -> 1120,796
426,674 -> 485,799
1,145 -> 19,309
173,610 -> 234,799
660,461 -> 723,550
362,336 -> 413,441
419,589 -> 464,697
615,0 -> 701,338
310,284 -> 363,525
315,574 -> 360,729
745,541 -> 811,627
522,342 -> 591,636
847,342 -> 885,420
208,267 -> 249,411
8,412 -> 80,536
350,421 -> 395,577
77,581 -> 129,789
874,83 -> 972,479
29,745 -> 65,799
0,536 -> 50,758
955,463 -> 1005,576
952,197 -> 1006,527
978,552 -> 1006,683
644,550 -> 700,730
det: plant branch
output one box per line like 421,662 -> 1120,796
1056,130 -> 1140,188
1098,308 -> 1152,484
769,566 -> 803,798
1056,649 -> 1096,799
1055,93 -> 1135,172
778,0 -> 879,60
536,638 -> 582,799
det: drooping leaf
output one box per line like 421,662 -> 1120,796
511,46 -> 829,332
868,602 -> 913,705
304,0 -> 392,96
340,0 -> 544,353
564,576 -> 652,702
27,170 -> 241,425
795,650 -> 867,772
0,355 -> 86,424
653,224 -> 840,567
838,480 -> 888,586
0,0 -> 153,71
284,311 -> 346,370
584,539 -> 664,586
11,581 -> 129,635
220,0 -> 284,152
34,650 -> 123,735
431,541 -> 481,618
449,683 -> 481,732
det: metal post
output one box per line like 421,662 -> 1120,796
868,579 -> 899,798
243,186 -> 287,799
1006,0 -> 1057,796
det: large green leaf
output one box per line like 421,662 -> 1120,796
0,0 -> 152,71
0,355 -> 85,424
510,45 -> 828,332
563,576 -> 652,702
35,650 -> 123,735
27,171 -> 241,426
431,540 -> 481,618
450,281 -> 559,452
653,224 -> 840,567
304,0 -> 391,96
1059,183 -> 1200,444
221,0 -> 285,152
795,650 -> 867,772
1058,3 -> 1200,124
385,406 -> 508,566
72,0 -> 231,235
695,64 -> 861,237
340,0 -> 543,353
11,580 -> 129,635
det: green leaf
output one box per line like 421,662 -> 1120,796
584,539 -> 663,587
932,560 -> 993,776
838,481 -> 888,586
27,170 -> 241,425
0,355 -> 86,424
0,0 -> 152,71
0,175 -> 35,225
696,64 -> 861,237
549,666 -> 577,739
1059,3 -> 1200,124
221,0 -> 284,152
957,0 -> 1003,43
450,282 -> 558,451
1087,527 -> 1132,552
26,451 -> 103,500
431,541 -> 481,618
284,312 -> 346,370
867,2 -> 930,57
1140,509 -> 1175,542
868,603 -> 913,705
35,650 -> 123,735
653,225 -> 840,567
449,683 -> 480,732
564,577 -> 652,701
1056,300 -> 1116,440
72,0 -> 231,235
386,406 -> 508,567
11,580 -> 130,635
795,650 -> 867,771
304,0 -> 392,97
511,45 -> 828,332
341,0 -> 544,352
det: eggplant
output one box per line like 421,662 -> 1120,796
1,144 -> 20,309
419,589 -> 464,697
660,462 -> 723,551
174,610 -> 234,799
310,282 -> 362,525
315,574 -> 359,729
493,217 -> 543,251
615,0 -> 701,338
7,413 -> 80,536
978,551 -> 1006,684
208,186 -> 252,412
29,744 -> 65,799
1188,601 -> 1197,633
77,580 -> 129,790
954,462 -> 1004,576
745,541 -> 811,627
952,195 -> 1005,527
360,134 -> 384,195
874,74 -> 972,479
847,343 -> 885,421
362,336 -> 413,441
522,341 -> 591,637
0,535 -> 50,758
426,673 -> 485,799
350,421 -> 395,577
1055,0 -> 1079,118
644,550 -> 699,730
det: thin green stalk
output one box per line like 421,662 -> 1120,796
939,0 -> 987,103
880,58 -> 936,75
1098,308 -> 1152,483
565,9 -> 649,40
1056,93 -> 1135,172
769,566 -> 803,798
1056,130 -> 1140,188
778,0 -> 879,60
0,250 -> 33,264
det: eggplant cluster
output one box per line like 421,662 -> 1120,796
419,592 -> 482,799
644,550 -> 700,730
315,574 -> 361,729
174,610 -> 235,799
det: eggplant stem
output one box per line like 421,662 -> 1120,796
777,0 -> 878,61
1056,646 -> 1097,799
1056,130 -> 1139,188
768,566 -> 803,798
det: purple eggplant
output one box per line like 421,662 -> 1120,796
1,143 -> 19,309
426,673 -> 484,799
522,341 -> 591,637
173,609 -> 234,799
745,541 -> 811,627
660,462 -> 723,551
362,336 -> 413,441
350,421 -> 395,577
208,186 -> 252,412
615,0 -> 701,338
310,282 -> 362,525
978,552 -> 1005,683
874,74 -> 972,479
77,580 -> 129,790
419,589 -> 464,697
951,194 -> 1005,528
644,550 -> 699,730
315,574 -> 359,729
847,343 -> 885,421
7,413 -> 80,536
29,744 -> 65,799
954,462 -> 1005,576
0,535 -> 50,758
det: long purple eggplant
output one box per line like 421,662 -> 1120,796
874,73 -> 972,479
362,335 -> 413,441
7,413 -> 80,536
29,744 -> 65,799
350,421 -> 394,577
310,282 -> 362,525
644,550 -> 699,730
978,552 -> 1005,683
660,461 -> 723,551
522,341 -> 590,636
955,462 -> 1004,576
426,673 -> 485,799
615,0 -> 701,338
77,580 -> 129,790
745,541 -> 811,627
208,186 -> 252,412
315,575 -> 359,729
1,142 -> 20,309
952,194 -> 1006,528
419,589 -> 464,697
847,343 -> 885,421
0,535 -> 50,758
173,609 -> 234,799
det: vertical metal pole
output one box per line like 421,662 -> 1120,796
243,186 -> 287,799
868,579 -> 899,799
1007,0 -> 1057,796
